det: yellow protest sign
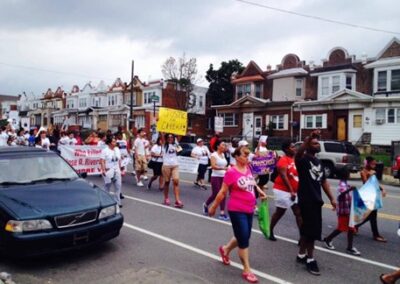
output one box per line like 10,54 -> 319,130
156,107 -> 187,136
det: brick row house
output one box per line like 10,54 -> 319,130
23,77 -> 209,137
212,37 -> 400,147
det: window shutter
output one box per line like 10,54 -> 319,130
322,113 -> 327,129
300,114 -> 304,129
284,114 -> 289,130
265,115 -> 270,126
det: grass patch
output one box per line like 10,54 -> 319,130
360,153 -> 392,167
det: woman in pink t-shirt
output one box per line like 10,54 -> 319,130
209,146 -> 266,283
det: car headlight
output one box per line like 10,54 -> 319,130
99,205 -> 118,220
5,219 -> 53,233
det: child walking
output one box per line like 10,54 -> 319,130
323,167 -> 361,256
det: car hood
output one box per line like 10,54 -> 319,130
0,179 -> 115,219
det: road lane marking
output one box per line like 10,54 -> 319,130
181,179 -> 400,221
123,195 -> 399,271
123,222 -> 292,284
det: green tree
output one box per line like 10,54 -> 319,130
205,59 -> 245,105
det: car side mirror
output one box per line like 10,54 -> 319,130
79,172 -> 88,179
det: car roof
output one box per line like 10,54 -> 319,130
0,146 -> 53,157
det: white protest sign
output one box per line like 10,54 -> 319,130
177,156 -> 199,174
214,116 -> 223,133
59,145 -> 103,175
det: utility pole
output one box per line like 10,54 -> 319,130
129,60 -> 134,129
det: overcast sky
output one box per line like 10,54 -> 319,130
0,0 -> 399,97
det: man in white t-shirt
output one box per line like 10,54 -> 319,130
133,128 -> 148,186
191,138 -> 210,189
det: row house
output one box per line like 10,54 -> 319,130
295,38 -> 400,146
27,87 -> 65,128
21,76 -> 209,137
212,37 -> 400,147
0,94 -> 19,129
212,54 -> 311,141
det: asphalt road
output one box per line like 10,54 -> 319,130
1,172 -> 399,284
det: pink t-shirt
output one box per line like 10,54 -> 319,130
224,166 -> 257,214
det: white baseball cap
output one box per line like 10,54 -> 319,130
196,138 -> 203,143
238,140 -> 249,147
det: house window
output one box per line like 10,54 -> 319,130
397,108 -> 400,123
391,69 -> 400,91
108,95 -> 116,106
271,115 -> 284,130
332,76 -> 340,93
237,85 -> 244,99
67,99 -> 74,109
388,108 -> 395,123
98,115 -> 107,122
79,98 -> 87,108
377,71 -> 387,92
255,84 -> 262,98
135,115 -> 145,128
346,74 -> 353,89
219,113 -> 238,126
353,115 -> 362,128
315,115 -> 323,128
321,77 -> 329,97
199,96 -> 203,108
303,114 -> 327,129
144,92 -> 153,104
295,79 -> 303,97
187,117 -> 193,129
244,84 -> 251,96
375,108 -> 385,123
305,115 -> 313,128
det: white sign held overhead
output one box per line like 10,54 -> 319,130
214,116 -> 223,133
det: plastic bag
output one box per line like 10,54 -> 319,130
258,199 -> 270,239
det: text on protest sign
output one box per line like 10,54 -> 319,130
177,156 -> 199,174
156,107 -> 187,136
60,145 -> 103,175
250,151 -> 276,175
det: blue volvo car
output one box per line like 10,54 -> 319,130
0,147 -> 124,257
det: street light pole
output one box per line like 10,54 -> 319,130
130,60 -> 134,129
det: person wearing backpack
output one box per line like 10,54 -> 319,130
269,140 -> 302,241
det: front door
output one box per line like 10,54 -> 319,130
242,112 -> 254,140
337,117 -> 346,141
254,116 -> 262,137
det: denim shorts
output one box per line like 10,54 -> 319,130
228,211 -> 253,249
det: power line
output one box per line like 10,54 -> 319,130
0,61 -> 114,81
234,0 -> 400,36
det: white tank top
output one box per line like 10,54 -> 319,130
211,152 -> 227,177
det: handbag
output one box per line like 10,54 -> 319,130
258,199 -> 270,239
148,160 -> 155,169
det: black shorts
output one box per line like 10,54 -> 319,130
197,164 -> 208,180
299,203 -> 322,241
152,161 -> 163,176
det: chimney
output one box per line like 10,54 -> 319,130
361,53 -> 367,64
266,65 -> 271,71
309,60 -> 315,71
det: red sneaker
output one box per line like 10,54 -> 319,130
163,198 -> 170,206
174,201 -> 184,208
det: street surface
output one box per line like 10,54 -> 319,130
0,173 -> 399,284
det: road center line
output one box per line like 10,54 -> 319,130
123,222 -> 292,284
123,194 -> 399,271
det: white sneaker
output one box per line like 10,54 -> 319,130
137,181 -> 144,187
142,175 -> 149,181
346,247 -> 361,256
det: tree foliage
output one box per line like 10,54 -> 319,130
161,54 -> 198,110
205,59 -> 245,105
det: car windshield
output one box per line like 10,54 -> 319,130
0,154 -> 78,184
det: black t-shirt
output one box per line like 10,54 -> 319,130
295,154 -> 326,206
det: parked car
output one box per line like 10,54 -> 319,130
0,147 -> 124,257
295,140 -> 361,178
178,143 -> 196,157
